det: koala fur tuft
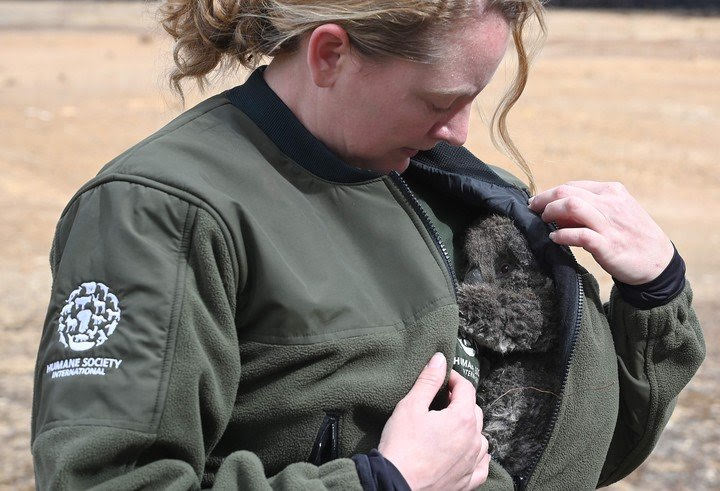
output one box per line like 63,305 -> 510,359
458,214 -> 562,478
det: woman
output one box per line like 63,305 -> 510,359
31,1 -> 704,489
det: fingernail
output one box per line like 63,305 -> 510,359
528,196 -> 534,206
428,352 -> 445,368
549,231 -> 556,240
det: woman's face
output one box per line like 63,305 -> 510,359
326,10 -> 511,174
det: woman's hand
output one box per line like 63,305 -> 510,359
378,353 -> 490,490
528,181 -> 674,285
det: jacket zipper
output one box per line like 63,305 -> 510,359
516,232 -> 585,490
391,171 -> 584,490
388,171 -> 458,297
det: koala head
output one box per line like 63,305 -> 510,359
458,214 -> 558,354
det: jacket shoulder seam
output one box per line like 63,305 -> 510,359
58,175 -> 240,286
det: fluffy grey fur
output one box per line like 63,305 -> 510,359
458,214 -> 561,478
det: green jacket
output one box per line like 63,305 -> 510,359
32,70 -> 705,490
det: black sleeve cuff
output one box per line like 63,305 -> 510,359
351,449 -> 411,491
613,243 -> 686,310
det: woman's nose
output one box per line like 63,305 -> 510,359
429,104 -> 471,146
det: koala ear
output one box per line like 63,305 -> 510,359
463,267 -> 485,285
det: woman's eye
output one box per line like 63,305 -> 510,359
426,100 -> 453,113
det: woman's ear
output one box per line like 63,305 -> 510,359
306,23 -> 352,87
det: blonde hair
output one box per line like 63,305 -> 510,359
160,0 -> 546,193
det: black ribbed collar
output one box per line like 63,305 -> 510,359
226,66 -> 381,184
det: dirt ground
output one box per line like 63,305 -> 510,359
1,2 -> 718,489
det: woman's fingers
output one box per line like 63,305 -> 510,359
475,405 -> 484,433
539,196 -> 609,232
528,183 -> 599,214
529,180 -> 674,284
477,434 -> 489,461
465,431 -> 489,490
468,405 -> 489,489
447,369 -> 478,411
402,352 -> 448,410
564,180 -> 627,195
468,453 -> 491,489
379,369 -> 494,489
548,227 -> 606,255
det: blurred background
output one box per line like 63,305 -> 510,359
0,1 -> 717,489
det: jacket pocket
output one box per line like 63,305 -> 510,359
308,411 -> 340,465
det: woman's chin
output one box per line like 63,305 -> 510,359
391,157 -> 411,174
384,150 -> 417,173
376,157 -> 410,175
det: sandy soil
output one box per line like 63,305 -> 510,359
1,2 -> 718,489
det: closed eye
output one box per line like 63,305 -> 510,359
428,102 -> 453,113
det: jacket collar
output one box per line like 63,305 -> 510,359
225,66 -> 381,184
225,67 -> 520,192
408,145 -> 582,361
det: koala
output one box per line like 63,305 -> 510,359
457,213 -> 561,478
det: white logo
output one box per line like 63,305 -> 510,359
459,337 -> 477,357
57,281 -> 121,352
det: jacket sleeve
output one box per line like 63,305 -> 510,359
597,280 -> 706,487
31,180 -> 362,490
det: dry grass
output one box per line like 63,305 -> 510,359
1,2 -> 718,489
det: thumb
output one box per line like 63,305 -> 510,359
405,352 -> 447,409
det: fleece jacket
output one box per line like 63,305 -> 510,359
31,68 -> 705,490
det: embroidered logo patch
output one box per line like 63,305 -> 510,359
454,336 -> 480,388
459,336 -> 477,357
57,281 -> 121,352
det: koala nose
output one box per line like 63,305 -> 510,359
463,267 -> 487,285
